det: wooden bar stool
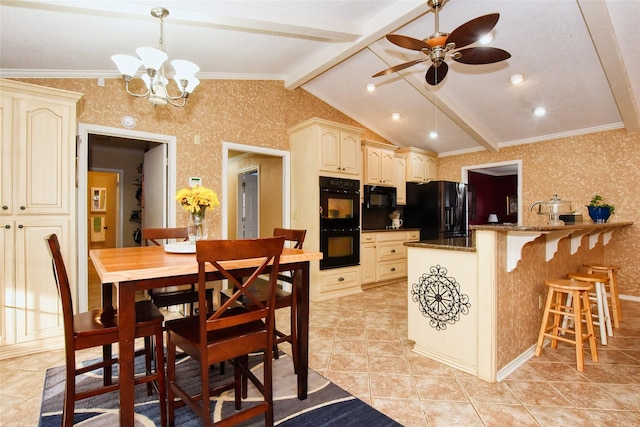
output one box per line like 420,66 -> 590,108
584,263 -> 622,327
535,278 -> 598,372
565,271 -> 613,345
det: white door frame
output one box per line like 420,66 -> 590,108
77,123 -> 176,312
461,160 -> 523,225
221,142 -> 290,239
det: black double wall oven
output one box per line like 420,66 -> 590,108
319,176 -> 360,270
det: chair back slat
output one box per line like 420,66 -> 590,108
273,227 -> 306,249
195,237 -> 284,335
142,227 -> 189,246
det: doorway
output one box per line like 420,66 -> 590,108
237,168 -> 259,239
461,160 -> 522,225
221,142 -> 290,239
77,123 -> 177,312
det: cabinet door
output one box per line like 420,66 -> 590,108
0,221 -> 13,346
13,220 -> 68,343
394,156 -> 407,205
1,96 -> 14,216
15,98 -> 74,215
340,131 -> 361,176
319,126 -> 341,173
364,147 -> 382,185
425,155 -> 437,181
380,149 -> 395,185
360,242 -> 377,284
407,152 -> 427,182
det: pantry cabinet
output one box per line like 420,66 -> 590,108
397,146 -> 437,183
0,79 -> 82,359
289,117 -> 364,301
362,140 -> 396,186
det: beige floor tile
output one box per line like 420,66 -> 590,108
372,398 -> 428,426
551,381 -> 628,410
328,352 -> 369,372
369,373 -> 417,399
457,377 -> 520,405
526,406 -> 597,426
414,375 -> 467,402
598,383 -> 640,411
503,379 -> 573,407
420,401 -> 484,426
326,370 -> 371,396
474,403 -> 540,426
581,409 -> 640,425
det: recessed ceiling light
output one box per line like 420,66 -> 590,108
534,107 -> 546,116
479,32 -> 494,44
366,83 -> 376,92
391,112 -> 401,120
429,131 -> 438,139
510,74 -> 524,85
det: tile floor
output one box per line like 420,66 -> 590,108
1,281 -> 639,426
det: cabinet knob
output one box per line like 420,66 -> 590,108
2,205 -> 7,210
337,277 -> 345,282
4,224 -> 10,229
20,205 -> 26,210
391,249 -> 396,253
18,224 -> 24,229
391,267 -> 396,272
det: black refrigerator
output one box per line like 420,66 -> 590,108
404,180 -> 469,240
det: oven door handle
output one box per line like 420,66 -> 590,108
321,227 -> 360,233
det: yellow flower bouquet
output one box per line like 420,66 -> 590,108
175,185 -> 220,216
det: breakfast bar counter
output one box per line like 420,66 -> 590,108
405,222 -> 633,382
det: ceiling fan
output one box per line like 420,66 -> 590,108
372,0 -> 511,86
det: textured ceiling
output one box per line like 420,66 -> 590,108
1,0 -> 638,156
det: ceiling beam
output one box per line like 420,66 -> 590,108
577,0 -> 640,132
368,44 -> 499,153
284,0 -> 429,89
14,0 -> 361,42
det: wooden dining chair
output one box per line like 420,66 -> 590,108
142,227 -> 212,315
166,236 -> 285,427
46,234 -> 167,427
220,227 -> 306,370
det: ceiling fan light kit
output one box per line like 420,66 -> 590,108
111,7 -> 200,107
373,0 -> 511,86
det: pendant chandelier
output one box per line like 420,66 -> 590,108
111,7 -> 199,107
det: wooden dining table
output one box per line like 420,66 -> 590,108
89,244 -> 322,426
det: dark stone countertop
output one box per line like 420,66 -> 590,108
404,235 -> 476,252
470,221 -> 633,232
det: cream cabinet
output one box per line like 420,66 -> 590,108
289,117 -> 363,178
289,117 -> 364,301
0,79 -> 82,359
360,230 -> 420,287
393,153 -> 407,205
397,147 -> 437,183
362,140 -> 396,186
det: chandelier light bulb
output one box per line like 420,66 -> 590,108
479,32 -> 494,44
366,83 -> 376,92
111,8 -> 199,107
429,131 -> 438,139
391,112 -> 401,120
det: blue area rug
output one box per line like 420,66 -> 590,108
39,353 -> 401,426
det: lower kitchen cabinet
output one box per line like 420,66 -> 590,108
360,230 -> 420,288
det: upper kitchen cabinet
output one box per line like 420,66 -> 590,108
393,153 -> 407,205
362,140 -> 396,186
396,147 -> 437,183
288,118 -> 363,178
1,79 -> 82,359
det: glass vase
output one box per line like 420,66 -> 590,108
188,209 -> 208,242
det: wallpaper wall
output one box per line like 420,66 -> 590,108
438,129 -> 640,297
13,78 -> 640,297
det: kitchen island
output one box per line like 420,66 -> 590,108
405,221 -> 633,382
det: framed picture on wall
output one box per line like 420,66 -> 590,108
507,195 -> 517,215
91,187 -> 107,212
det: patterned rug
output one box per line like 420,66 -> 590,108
39,353 -> 401,426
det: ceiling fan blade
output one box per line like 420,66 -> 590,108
425,61 -> 449,86
452,47 -> 511,64
447,13 -> 500,49
372,58 -> 429,77
386,34 -> 430,51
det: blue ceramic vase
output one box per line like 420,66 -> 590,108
587,206 -> 611,223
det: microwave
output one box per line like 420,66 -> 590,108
363,185 -> 397,209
